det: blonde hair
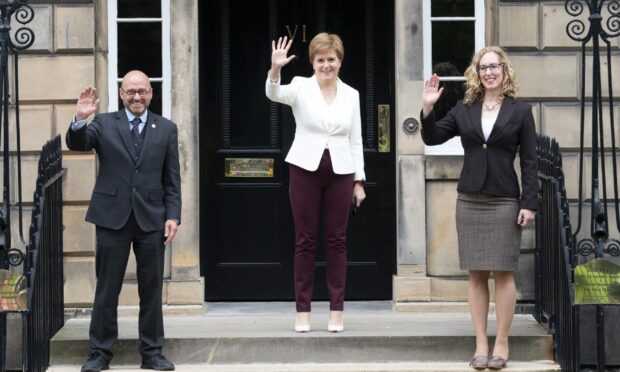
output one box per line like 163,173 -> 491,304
308,32 -> 344,64
463,46 -> 517,104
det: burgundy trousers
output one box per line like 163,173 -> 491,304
289,150 -> 354,312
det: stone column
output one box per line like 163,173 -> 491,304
393,0 -> 431,306
168,0 -> 203,305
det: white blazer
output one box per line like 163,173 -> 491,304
265,74 -> 366,181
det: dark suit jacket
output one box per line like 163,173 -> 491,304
421,97 -> 538,211
66,109 -> 181,231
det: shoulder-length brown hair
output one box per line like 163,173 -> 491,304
463,46 -> 517,104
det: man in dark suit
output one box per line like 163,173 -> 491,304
66,70 -> 181,372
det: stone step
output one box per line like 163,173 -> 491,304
47,361 -> 561,372
394,301 -> 496,313
48,302 -> 555,366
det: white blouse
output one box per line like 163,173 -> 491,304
481,115 -> 497,141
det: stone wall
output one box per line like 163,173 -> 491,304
6,0 -> 615,313
7,1 -> 98,306
394,0 -> 619,305
501,1 -> 620,255
4,0 -> 203,311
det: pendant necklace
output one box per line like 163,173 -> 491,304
483,99 -> 501,112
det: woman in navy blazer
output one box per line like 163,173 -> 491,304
266,33 -> 366,333
421,47 -> 537,370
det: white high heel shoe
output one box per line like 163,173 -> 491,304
294,323 -> 311,333
327,322 -> 344,332
328,311 -> 344,332
294,313 -> 311,333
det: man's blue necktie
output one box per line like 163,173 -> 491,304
130,117 -> 142,155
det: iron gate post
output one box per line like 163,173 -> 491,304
0,1 -> 35,371
565,0 -> 620,370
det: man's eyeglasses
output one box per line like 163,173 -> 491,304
121,88 -> 152,97
477,63 -> 503,73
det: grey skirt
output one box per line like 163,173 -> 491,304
456,192 -> 522,271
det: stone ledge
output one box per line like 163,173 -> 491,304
425,156 -> 463,180
47,361 -> 561,371
393,275 -> 430,302
49,312 -> 553,364
395,302 -> 536,316
396,264 -> 426,276
394,301 -> 495,314
64,304 -> 205,320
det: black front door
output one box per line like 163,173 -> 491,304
199,0 -> 395,301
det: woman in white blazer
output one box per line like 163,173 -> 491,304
266,33 -> 366,333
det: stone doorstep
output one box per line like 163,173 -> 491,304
394,301 -> 495,313
49,306 -> 554,366
394,302 -> 536,315
63,304 -> 205,319
47,361 -> 561,372
50,333 -> 554,365
70,302 -> 498,317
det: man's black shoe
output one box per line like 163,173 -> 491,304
80,353 -> 109,372
141,354 -> 175,371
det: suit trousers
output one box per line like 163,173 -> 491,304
289,150 -> 354,312
90,212 -> 165,362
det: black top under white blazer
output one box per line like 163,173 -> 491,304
421,97 -> 538,211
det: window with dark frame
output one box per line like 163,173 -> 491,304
430,0 -> 474,120
116,0 -> 163,115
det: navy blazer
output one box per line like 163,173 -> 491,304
421,97 -> 538,211
66,110 -> 182,231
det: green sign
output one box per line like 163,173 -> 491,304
574,258 -> 620,304
0,269 -> 27,311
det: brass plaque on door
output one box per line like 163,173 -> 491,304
225,158 -> 274,178
378,104 -> 390,153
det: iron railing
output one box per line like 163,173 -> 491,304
564,1 -> 620,370
0,2 -> 66,371
535,135 -> 580,372
27,136 -> 65,371
0,136 -> 65,372
536,3 -> 620,370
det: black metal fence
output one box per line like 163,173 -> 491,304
535,135 -> 580,372
559,1 -> 620,371
0,136 -> 65,372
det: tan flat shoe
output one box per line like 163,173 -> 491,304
469,355 -> 488,370
488,355 -> 508,370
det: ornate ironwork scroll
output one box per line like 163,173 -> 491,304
0,0 -> 35,271
0,1 -> 35,371
565,0 -> 620,252
564,1 -> 620,371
